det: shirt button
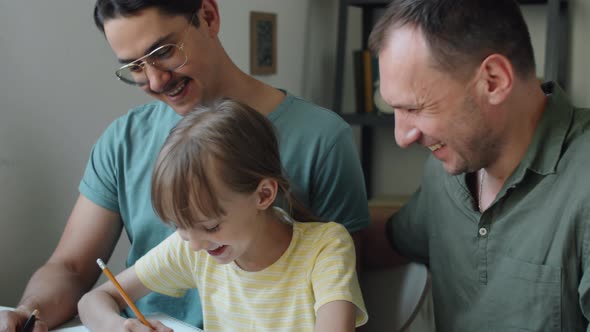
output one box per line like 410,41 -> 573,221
479,227 -> 488,237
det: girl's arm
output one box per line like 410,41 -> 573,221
315,300 -> 356,332
310,224 -> 368,331
77,266 -> 171,332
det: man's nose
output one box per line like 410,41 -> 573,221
394,110 -> 421,148
144,64 -> 172,93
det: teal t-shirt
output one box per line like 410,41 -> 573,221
79,91 -> 369,328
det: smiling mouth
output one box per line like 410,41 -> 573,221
428,143 -> 444,152
207,244 -> 227,256
165,78 -> 188,97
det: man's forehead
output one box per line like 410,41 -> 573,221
380,26 -> 444,81
378,29 -> 446,108
382,25 -> 429,58
103,9 -> 185,61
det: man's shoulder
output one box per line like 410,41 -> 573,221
560,128 -> 590,171
120,100 -> 178,124
270,93 -> 353,155
274,93 -> 350,133
569,107 -> 590,135
561,106 -> 590,153
94,100 -> 180,150
105,101 -> 179,134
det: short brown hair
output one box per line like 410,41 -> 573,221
151,98 -> 319,228
369,0 -> 536,79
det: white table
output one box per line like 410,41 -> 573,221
0,306 -> 201,331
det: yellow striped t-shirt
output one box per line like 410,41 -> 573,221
135,221 -> 368,331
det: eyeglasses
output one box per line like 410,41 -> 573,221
115,43 -> 188,86
114,13 -> 197,86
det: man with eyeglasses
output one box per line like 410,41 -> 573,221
0,0 -> 370,331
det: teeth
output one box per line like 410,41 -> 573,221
428,143 -> 443,152
209,244 -> 222,251
167,80 -> 186,96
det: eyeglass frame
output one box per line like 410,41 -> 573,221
114,12 -> 198,86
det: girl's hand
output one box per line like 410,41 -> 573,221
121,318 -> 173,332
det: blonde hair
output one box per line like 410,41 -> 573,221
151,98 -> 319,228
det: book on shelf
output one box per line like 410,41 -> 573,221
352,49 -> 393,115
352,50 -> 365,114
362,50 -> 376,113
353,49 -> 377,113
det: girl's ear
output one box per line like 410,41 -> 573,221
255,178 -> 278,210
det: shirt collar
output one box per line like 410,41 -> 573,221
517,81 -> 573,177
453,82 -> 573,211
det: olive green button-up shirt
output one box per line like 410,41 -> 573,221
388,82 -> 590,331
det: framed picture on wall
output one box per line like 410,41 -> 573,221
250,11 -> 277,75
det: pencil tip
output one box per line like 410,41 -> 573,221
31,309 -> 39,316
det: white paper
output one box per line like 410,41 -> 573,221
56,313 -> 203,332
0,307 -> 203,332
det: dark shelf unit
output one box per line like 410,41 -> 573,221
332,0 -> 569,198
518,0 -> 549,4
341,113 -> 394,126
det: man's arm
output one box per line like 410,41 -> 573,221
311,126 -> 371,270
361,208 -> 408,269
579,216 -> 590,332
350,232 -> 364,272
2,195 -> 123,330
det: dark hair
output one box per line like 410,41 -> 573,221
94,0 -> 202,33
369,0 -> 536,79
151,98 -> 320,229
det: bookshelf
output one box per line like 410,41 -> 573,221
332,0 -> 569,198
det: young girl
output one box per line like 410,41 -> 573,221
78,98 -> 367,332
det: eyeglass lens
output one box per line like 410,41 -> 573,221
116,44 -> 187,85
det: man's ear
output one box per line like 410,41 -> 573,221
200,0 -> 220,36
476,54 -> 514,106
255,178 -> 278,210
